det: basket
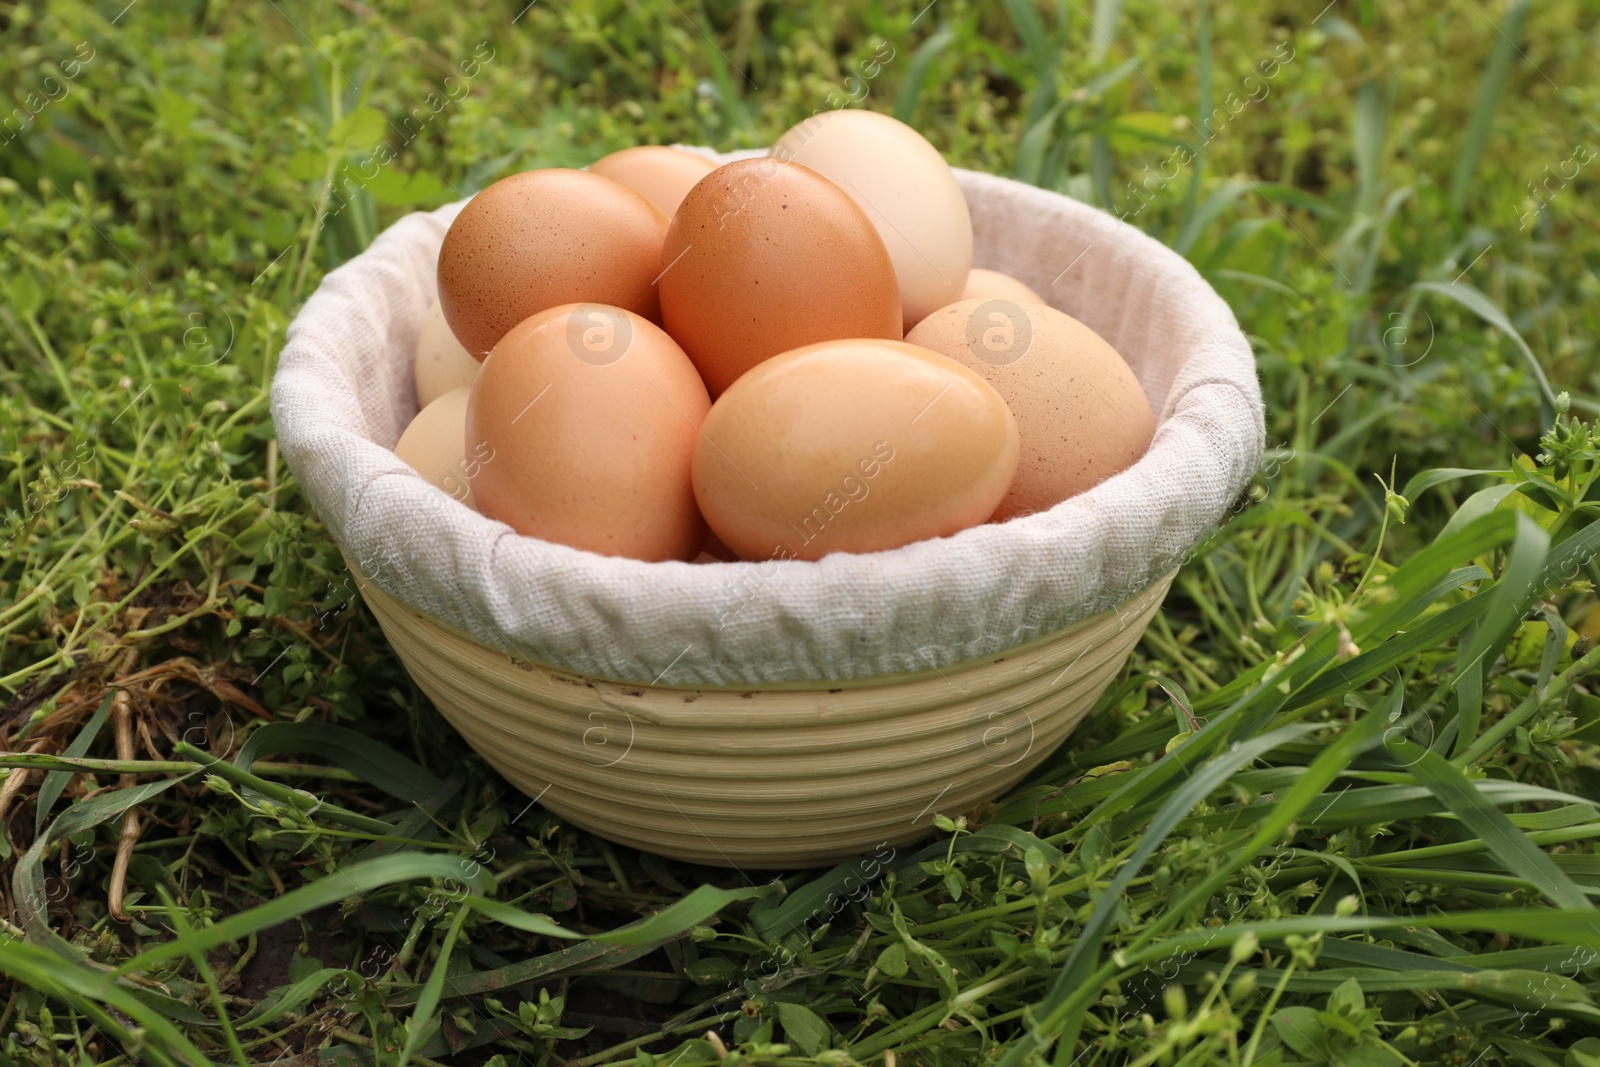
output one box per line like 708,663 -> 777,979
271,152 -> 1263,868
355,563 -> 1172,867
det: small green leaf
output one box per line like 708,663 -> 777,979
1271,1005 -> 1328,1058
1328,976 -> 1365,1014
775,1001 -> 829,1056
9,272 -> 42,318
1567,1037 -> 1600,1067
329,106 -> 388,150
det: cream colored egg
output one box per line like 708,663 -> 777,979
394,386 -> 482,510
961,268 -> 1043,306
906,299 -> 1154,520
772,111 -> 973,330
415,301 -> 480,408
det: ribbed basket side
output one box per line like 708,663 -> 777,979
359,573 -> 1172,868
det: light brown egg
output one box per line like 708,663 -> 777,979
772,110 -> 973,330
394,386 -> 484,510
658,158 -> 901,397
415,300 -> 481,407
906,298 -> 1155,520
692,339 -> 1019,561
437,169 -> 668,359
589,146 -> 717,219
960,268 -> 1044,306
467,303 -> 709,562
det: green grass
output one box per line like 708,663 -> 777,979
4,0 -> 1600,1064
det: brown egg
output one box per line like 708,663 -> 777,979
589,146 -> 717,219
467,304 -> 709,562
906,299 -> 1154,519
960,268 -> 1044,306
437,169 -> 668,359
658,158 -> 902,397
692,339 -> 1019,561
393,386 -> 483,510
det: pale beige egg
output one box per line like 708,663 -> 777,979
415,301 -> 480,408
906,298 -> 1154,519
772,110 -> 973,330
393,386 -> 483,510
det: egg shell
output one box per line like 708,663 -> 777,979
692,339 -> 1019,561
658,158 -> 902,397
437,169 -> 668,359
467,303 -> 710,562
415,300 -> 481,407
960,268 -> 1044,306
394,386 -> 482,510
772,110 -> 973,331
905,298 -> 1155,520
589,145 -> 717,219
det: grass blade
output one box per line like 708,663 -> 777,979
1449,0 -> 1532,209
235,721 -> 443,803
893,26 -> 956,125
34,688 -> 115,836
1414,278 -> 1558,425
994,724 -> 1322,1065
467,882 -> 772,944
114,853 -> 494,976
398,903 -> 468,1067
0,937 -> 211,1067
1392,739 -> 1593,910
1089,0 -> 1125,64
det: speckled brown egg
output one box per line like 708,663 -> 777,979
467,303 -> 709,562
658,158 -> 901,396
437,169 -> 668,359
906,298 -> 1154,520
588,146 -> 717,219
692,339 -> 1019,561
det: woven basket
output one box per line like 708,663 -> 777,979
355,562 -> 1173,868
274,151 -> 1263,868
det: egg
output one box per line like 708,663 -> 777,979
467,303 -> 709,562
772,110 -> 973,330
692,339 -> 1019,561
394,386 -> 483,510
437,169 -> 668,359
905,298 -> 1155,519
961,268 -> 1043,306
415,300 -> 481,407
588,145 -> 717,219
658,158 -> 901,397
